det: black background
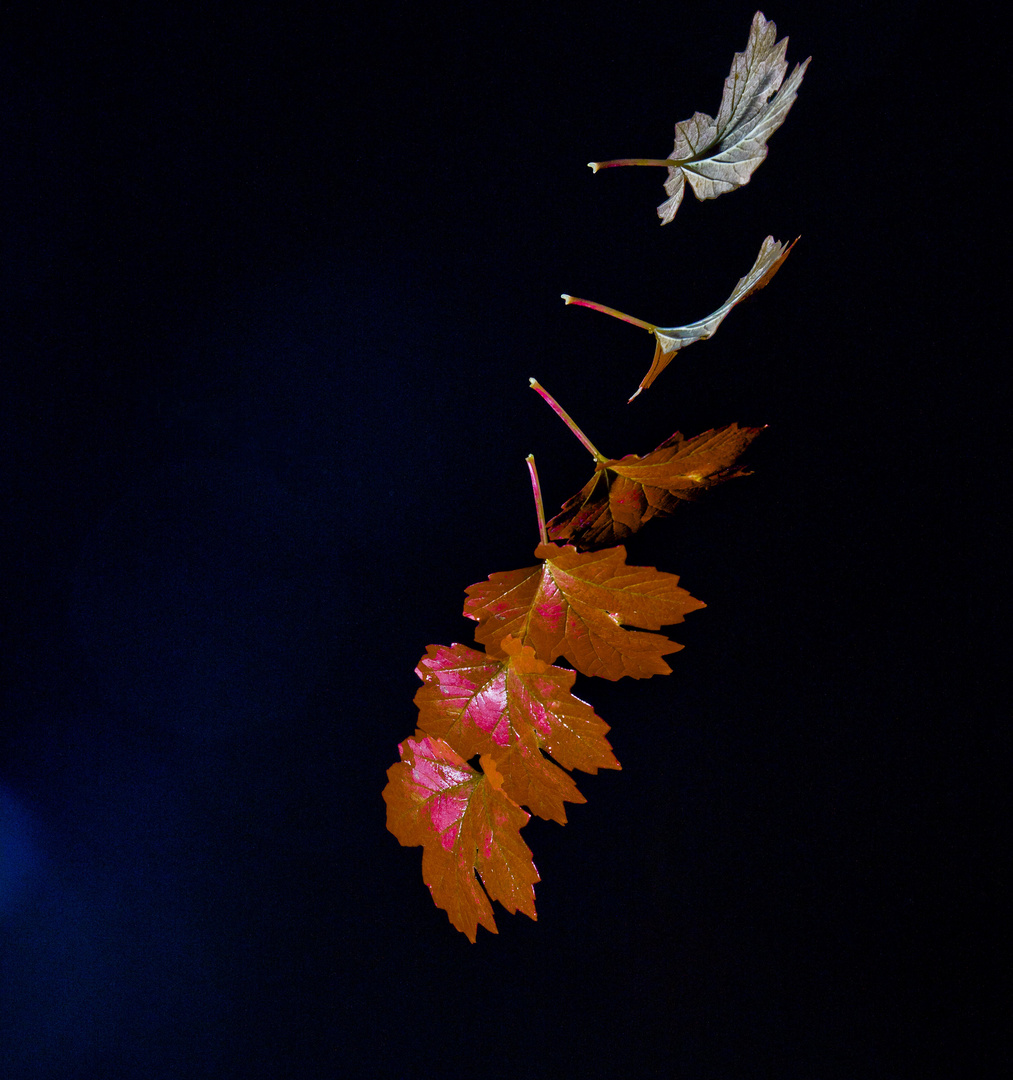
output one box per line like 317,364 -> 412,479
1,2 -> 1001,1077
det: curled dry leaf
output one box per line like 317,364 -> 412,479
563,235 -> 796,400
588,11 -> 809,224
547,423 -> 763,550
463,543 -> 705,681
383,733 -> 539,942
414,636 -> 620,825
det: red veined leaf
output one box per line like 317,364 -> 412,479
463,543 -> 705,681
414,635 -> 620,824
383,733 -> 539,942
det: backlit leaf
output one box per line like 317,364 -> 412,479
383,733 -> 539,942
463,543 -> 705,681
548,423 -> 762,549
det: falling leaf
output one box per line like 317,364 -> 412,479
385,11 -> 800,939
588,12 -> 810,224
383,733 -> 539,942
463,543 -> 705,681
562,234 -> 796,400
656,12 -> 810,222
548,423 -> 763,549
414,636 -> 620,824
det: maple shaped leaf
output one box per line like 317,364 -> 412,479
463,543 -> 705,681
414,635 -> 620,824
588,11 -> 810,224
563,234 -> 796,400
383,733 -> 539,942
547,423 -> 762,549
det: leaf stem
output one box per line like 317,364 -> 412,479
561,294 -> 656,333
529,378 -> 605,463
525,454 -> 549,546
587,158 -> 681,172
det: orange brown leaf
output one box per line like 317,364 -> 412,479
547,423 -> 762,549
383,733 -> 539,942
463,543 -> 705,681
414,635 -> 620,824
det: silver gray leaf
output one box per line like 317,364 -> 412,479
656,12 -> 809,223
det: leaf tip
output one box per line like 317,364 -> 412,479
560,294 -> 574,304
587,161 -> 600,173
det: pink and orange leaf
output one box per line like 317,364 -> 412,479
383,733 -> 539,942
463,543 -> 705,681
414,635 -> 620,824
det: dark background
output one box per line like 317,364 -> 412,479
1,2 -> 1000,1077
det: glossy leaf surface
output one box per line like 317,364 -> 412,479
414,636 -> 620,824
548,423 -> 762,549
463,543 -> 705,681
383,733 -> 539,942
